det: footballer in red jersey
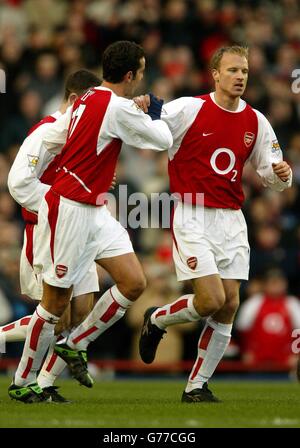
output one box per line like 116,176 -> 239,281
6,70 -> 102,402
9,41 -> 173,402
138,46 -> 292,403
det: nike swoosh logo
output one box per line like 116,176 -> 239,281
203,132 -> 214,136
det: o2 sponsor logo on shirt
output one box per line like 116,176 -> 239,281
210,148 -> 238,182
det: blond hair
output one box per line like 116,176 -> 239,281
210,46 -> 249,70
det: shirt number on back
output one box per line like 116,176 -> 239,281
210,148 -> 237,182
69,104 -> 86,138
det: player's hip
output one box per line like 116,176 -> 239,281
173,202 -> 248,243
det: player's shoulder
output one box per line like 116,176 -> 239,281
110,93 -> 145,117
287,295 -> 300,306
164,96 -> 205,115
195,93 -> 211,102
251,107 -> 272,129
174,95 -> 206,105
249,106 -> 267,121
27,111 -> 62,137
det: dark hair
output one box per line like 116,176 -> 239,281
64,69 -> 101,100
102,41 -> 145,83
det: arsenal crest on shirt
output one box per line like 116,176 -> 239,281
187,256 -> 198,270
244,132 -> 255,147
55,264 -> 68,278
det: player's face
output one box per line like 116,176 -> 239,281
213,53 -> 248,98
125,57 -> 145,97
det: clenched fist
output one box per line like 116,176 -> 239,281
272,162 -> 291,182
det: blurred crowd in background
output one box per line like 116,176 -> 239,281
1,0 -> 300,370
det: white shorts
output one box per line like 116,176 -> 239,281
33,191 -> 134,289
172,202 -> 250,281
21,223 -> 99,300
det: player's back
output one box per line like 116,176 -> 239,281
8,111 -> 62,224
52,88 -> 122,206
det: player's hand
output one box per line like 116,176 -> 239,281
133,94 -> 150,113
146,93 -> 164,120
109,172 -> 117,190
272,162 -> 291,182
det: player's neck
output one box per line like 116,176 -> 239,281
59,101 -> 68,114
101,81 -> 126,98
214,91 -> 240,111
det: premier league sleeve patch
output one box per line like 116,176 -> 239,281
271,140 -> 281,153
27,154 -> 39,172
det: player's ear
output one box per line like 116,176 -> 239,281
69,93 -> 78,105
212,69 -> 219,83
125,71 -> 133,83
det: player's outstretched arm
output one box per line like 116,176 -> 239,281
111,97 -> 173,151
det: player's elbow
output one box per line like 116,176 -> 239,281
157,132 -> 173,151
7,170 -> 30,206
44,140 -> 63,154
7,170 -> 21,200
165,133 -> 173,150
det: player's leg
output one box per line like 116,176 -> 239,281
62,253 -> 145,351
55,252 -> 146,387
37,304 -> 71,402
213,279 -> 240,324
37,260 -> 99,397
70,292 -> 95,328
183,279 -> 240,402
36,288 -> 95,401
12,283 -> 71,386
54,208 -> 146,386
183,210 -> 248,402
9,282 -> 72,402
0,316 -> 32,342
1,225 -> 41,344
9,192 -> 80,401
1,306 -> 72,402
139,273 -> 225,365
152,273 -> 225,329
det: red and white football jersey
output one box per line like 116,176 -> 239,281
163,93 -> 292,209
235,294 -> 300,363
43,87 -> 173,205
7,111 -> 62,224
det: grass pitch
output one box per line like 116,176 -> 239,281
0,377 -> 299,428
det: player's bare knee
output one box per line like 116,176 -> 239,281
223,296 -> 240,318
71,311 -> 88,328
194,292 -> 225,317
119,273 -> 147,301
42,293 -> 70,317
130,276 -> 147,299
54,318 -> 69,335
